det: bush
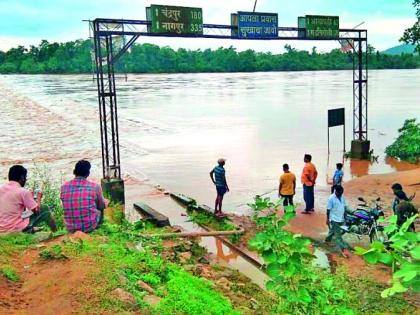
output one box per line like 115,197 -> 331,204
385,119 -> 420,163
28,164 -> 65,229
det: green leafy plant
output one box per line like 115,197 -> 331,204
355,214 -> 420,297
248,196 -> 353,314
385,118 -> 420,163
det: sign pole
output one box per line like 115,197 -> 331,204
343,111 -> 346,153
328,125 -> 330,155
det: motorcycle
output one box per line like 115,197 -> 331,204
341,197 -> 387,243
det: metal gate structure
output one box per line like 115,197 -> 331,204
91,18 -> 368,180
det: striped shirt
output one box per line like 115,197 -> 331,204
213,166 -> 226,187
60,177 -> 105,233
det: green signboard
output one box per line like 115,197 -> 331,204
305,15 -> 339,39
146,5 -> 203,35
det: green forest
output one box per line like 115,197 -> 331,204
0,39 -> 419,74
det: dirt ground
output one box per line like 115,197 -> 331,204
0,231 -> 273,315
0,235 -> 97,315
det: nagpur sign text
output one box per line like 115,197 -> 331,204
146,5 -> 203,35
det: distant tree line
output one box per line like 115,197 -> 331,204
0,39 -> 419,74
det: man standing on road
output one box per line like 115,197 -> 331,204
279,163 -> 296,208
325,185 -> 352,258
61,160 -> 107,233
210,158 -> 229,217
301,154 -> 318,214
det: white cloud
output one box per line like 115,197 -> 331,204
0,36 -> 39,51
0,1 -> 415,52
341,15 -> 416,50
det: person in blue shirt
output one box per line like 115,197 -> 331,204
325,185 -> 352,258
331,163 -> 344,193
210,158 -> 229,217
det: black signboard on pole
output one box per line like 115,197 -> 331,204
328,108 -> 345,127
327,108 -> 345,154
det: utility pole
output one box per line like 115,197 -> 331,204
253,0 -> 257,12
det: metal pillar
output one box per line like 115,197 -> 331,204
93,23 -> 122,179
351,30 -> 370,158
352,32 -> 368,141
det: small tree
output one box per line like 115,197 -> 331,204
401,0 -> 420,53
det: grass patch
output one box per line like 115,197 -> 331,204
39,244 -> 68,261
186,205 -> 241,244
0,233 -> 36,261
155,268 -> 239,315
0,265 -> 20,282
337,269 -> 416,314
57,221 -> 240,314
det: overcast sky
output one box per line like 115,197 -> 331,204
0,0 -> 416,52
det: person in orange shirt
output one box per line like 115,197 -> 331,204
278,164 -> 296,207
301,154 -> 318,214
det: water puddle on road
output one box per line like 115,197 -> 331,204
128,184 -> 337,289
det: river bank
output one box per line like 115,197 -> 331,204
1,202 -> 416,314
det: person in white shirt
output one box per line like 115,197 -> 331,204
325,185 -> 352,257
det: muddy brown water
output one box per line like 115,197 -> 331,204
0,71 -> 418,287
1,71 -> 419,214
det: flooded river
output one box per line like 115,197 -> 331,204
0,70 -> 419,213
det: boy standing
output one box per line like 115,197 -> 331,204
331,163 -> 344,193
279,164 -> 296,207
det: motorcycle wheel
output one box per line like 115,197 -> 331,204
369,228 -> 386,243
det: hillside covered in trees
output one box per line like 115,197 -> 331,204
0,39 -> 419,74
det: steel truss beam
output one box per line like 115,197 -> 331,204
352,33 -> 368,141
92,18 -> 368,179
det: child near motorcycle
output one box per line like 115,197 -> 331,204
331,163 -> 344,193
325,185 -> 353,258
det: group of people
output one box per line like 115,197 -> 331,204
210,155 -> 417,258
210,154 -> 323,216
1,157 -> 417,259
0,160 -> 106,234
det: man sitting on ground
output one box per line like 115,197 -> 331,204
61,160 -> 107,233
0,165 -> 57,234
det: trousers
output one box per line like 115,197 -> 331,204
303,185 -> 314,211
